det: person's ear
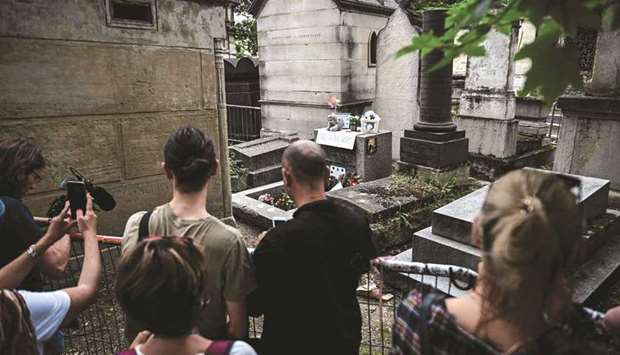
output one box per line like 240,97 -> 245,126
162,162 -> 173,180
323,166 -> 330,185
472,216 -> 483,248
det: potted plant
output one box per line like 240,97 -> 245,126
349,115 -> 361,132
361,111 -> 381,133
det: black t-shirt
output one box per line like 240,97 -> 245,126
250,199 -> 376,355
0,196 -> 45,291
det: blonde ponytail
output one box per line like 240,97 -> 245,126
477,170 -> 580,334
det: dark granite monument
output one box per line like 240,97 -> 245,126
399,9 -> 469,181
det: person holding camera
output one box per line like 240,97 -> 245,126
249,140 -> 377,355
0,138 -> 71,291
0,195 -> 101,355
122,126 -> 255,342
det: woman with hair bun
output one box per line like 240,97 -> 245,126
391,169 -> 612,355
121,126 -> 255,343
116,237 -> 256,355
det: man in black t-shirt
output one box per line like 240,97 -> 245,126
250,141 -> 376,355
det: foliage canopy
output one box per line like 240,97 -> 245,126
398,0 -> 620,102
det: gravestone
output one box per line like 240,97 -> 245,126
229,135 -> 298,188
554,28 -> 620,191
408,168 -> 620,303
373,5 -> 420,158
457,28 -> 519,159
314,129 -> 392,182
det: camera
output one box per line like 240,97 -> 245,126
46,167 -> 116,218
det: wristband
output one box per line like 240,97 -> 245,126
25,244 -> 40,259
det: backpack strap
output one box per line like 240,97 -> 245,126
417,292 -> 444,355
205,340 -> 235,355
138,210 -> 152,242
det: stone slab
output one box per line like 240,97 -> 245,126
413,227 -> 481,271
469,145 -> 555,181
229,137 -> 292,171
554,96 -> 620,190
432,168 -> 610,244
0,38 -> 203,119
456,115 -> 518,159
317,130 -> 392,182
404,129 -> 466,142
414,210 -> 620,304
232,181 -> 295,230
400,136 -> 469,170
588,28 -> 620,96
247,165 -> 282,188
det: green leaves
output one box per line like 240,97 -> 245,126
515,20 -> 583,102
397,0 -> 612,103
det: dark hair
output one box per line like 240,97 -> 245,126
282,140 -> 327,185
0,138 -> 45,198
164,126 -> 218,193
115,237 -> 208,337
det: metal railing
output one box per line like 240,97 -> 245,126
35,219 -> 605,354
227,104 -> 261,145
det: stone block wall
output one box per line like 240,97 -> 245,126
0,0 -> 232,236
256,0 -> 390,137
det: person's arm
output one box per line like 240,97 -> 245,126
226,301 -> 249,339
0,203 -> 75,289
61,195 -> 101,326
38,234 -> 71,279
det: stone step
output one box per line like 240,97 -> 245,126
414,209 -> 620,304
246,164 -> 282,188
432,168 -> 610,244
229,137 -> 292,171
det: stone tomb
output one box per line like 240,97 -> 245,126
229,135 -> 298,189
410,169 -> 620,303
314,129 -> 392,182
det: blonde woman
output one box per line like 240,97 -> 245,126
391,169 -> 611,354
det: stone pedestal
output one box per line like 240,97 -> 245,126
457,28 -> 519,159
314,129 -> 392,182
554,96 -> 620,190
398,9 -> 470,181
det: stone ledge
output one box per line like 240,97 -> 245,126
558,95 -> 620,117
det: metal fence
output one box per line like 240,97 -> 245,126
44,235 -> 127,354
227,104 -> 261,144
43,234 -> 605,355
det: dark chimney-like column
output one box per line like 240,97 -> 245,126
399,8 -> 469,171
416,9 -> 456,132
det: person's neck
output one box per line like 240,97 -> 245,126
169,188 -> 209,220
292,189 -> 326,209
140,334 -> 211,355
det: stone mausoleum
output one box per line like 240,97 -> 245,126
0,0 -> 236,235
250,0 -> 398,138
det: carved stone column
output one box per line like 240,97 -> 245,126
215,38 -> 233,218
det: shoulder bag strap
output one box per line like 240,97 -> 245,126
205,340 -> 235,355
138,210 -> 153,242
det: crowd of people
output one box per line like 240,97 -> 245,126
1,127 -> 620,355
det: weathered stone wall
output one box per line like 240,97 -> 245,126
256,0 -> 390,137
0,0 -> 232,235
373,7 -> 420,159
